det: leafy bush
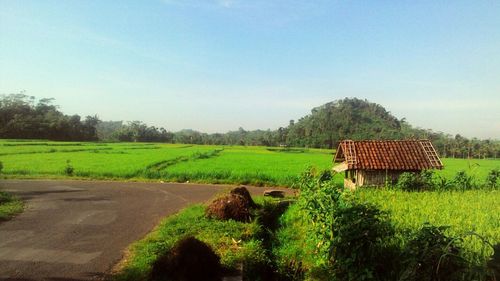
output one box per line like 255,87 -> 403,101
395,170 -> 496,191
330,201 -> 397,281
296,169 -> 399,280
396,170 -> 435,191
0,160 -> 3,174
64,160 -> 74,176
434,175 -> 453,191
296,169 -> 343,262
399,224 -> 467,281
484,169 -> 499,189
452,170 -> 478,190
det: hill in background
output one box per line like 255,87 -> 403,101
287,98 -> 404,148
1,94 -> 498,158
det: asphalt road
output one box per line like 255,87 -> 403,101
0,180 -> 280,281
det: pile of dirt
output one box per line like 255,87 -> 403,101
230,186 -> 257,208
150,236 -> 222,281
206,186 -> 255,222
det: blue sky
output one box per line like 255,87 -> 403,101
1,0 -> 499,138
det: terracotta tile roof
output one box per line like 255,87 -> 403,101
333,140 -> 443,170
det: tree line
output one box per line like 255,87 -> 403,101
1,94 -> 498,158
0,93 -> 99,141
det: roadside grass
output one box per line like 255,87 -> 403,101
0,191 -> 23,221
273,202 -> 320,279
113,204 -> 267,281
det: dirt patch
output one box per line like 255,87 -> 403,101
150,236 -> 222,281
206,194 -> 251,222
205,186 -> 257,222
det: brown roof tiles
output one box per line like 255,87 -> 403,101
334,140 -> 443,170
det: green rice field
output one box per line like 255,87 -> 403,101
358,189 -> 500,263
0,140 -> 498,187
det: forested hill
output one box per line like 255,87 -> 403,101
286,98 -> 404,148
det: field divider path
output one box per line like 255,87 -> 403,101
139,148 -> 224,178
0,147 -> 114,156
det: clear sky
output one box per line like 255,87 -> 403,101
1,0 -> 499,138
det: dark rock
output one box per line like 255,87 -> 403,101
263,190 -> 285,198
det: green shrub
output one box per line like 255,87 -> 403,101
453,170 -> 478,190
330,201 -> 397,281
396,169 -> 497,192
64,160 -> 74,176
296,168 -> 343,262
399,224 -> 467,281
484,169 -> 499,189
0,160 -> 3,174
396,170 -> 435,191
296,169 -> 399,280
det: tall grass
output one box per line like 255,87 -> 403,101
358,189 -> 500,264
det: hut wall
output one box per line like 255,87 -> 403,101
357,170 -> 406,187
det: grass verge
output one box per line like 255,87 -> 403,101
113,204 -> 268,281
0,191 -> 23,221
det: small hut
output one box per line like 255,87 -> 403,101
333,140 -> 443,189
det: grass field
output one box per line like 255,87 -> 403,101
274,188 -> 499,280
0,140 -> 498,187
358,189 -> 500,263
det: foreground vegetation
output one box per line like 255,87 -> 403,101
114,171 -> 499,281
1,140 -> 498,188
273,171 -> 499,280
114,201 -> 270,281
0,191 -> 23,221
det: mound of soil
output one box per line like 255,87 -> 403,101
230,186 -> 257,208
150,236 -> 222,281
206,193 -> 251,222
